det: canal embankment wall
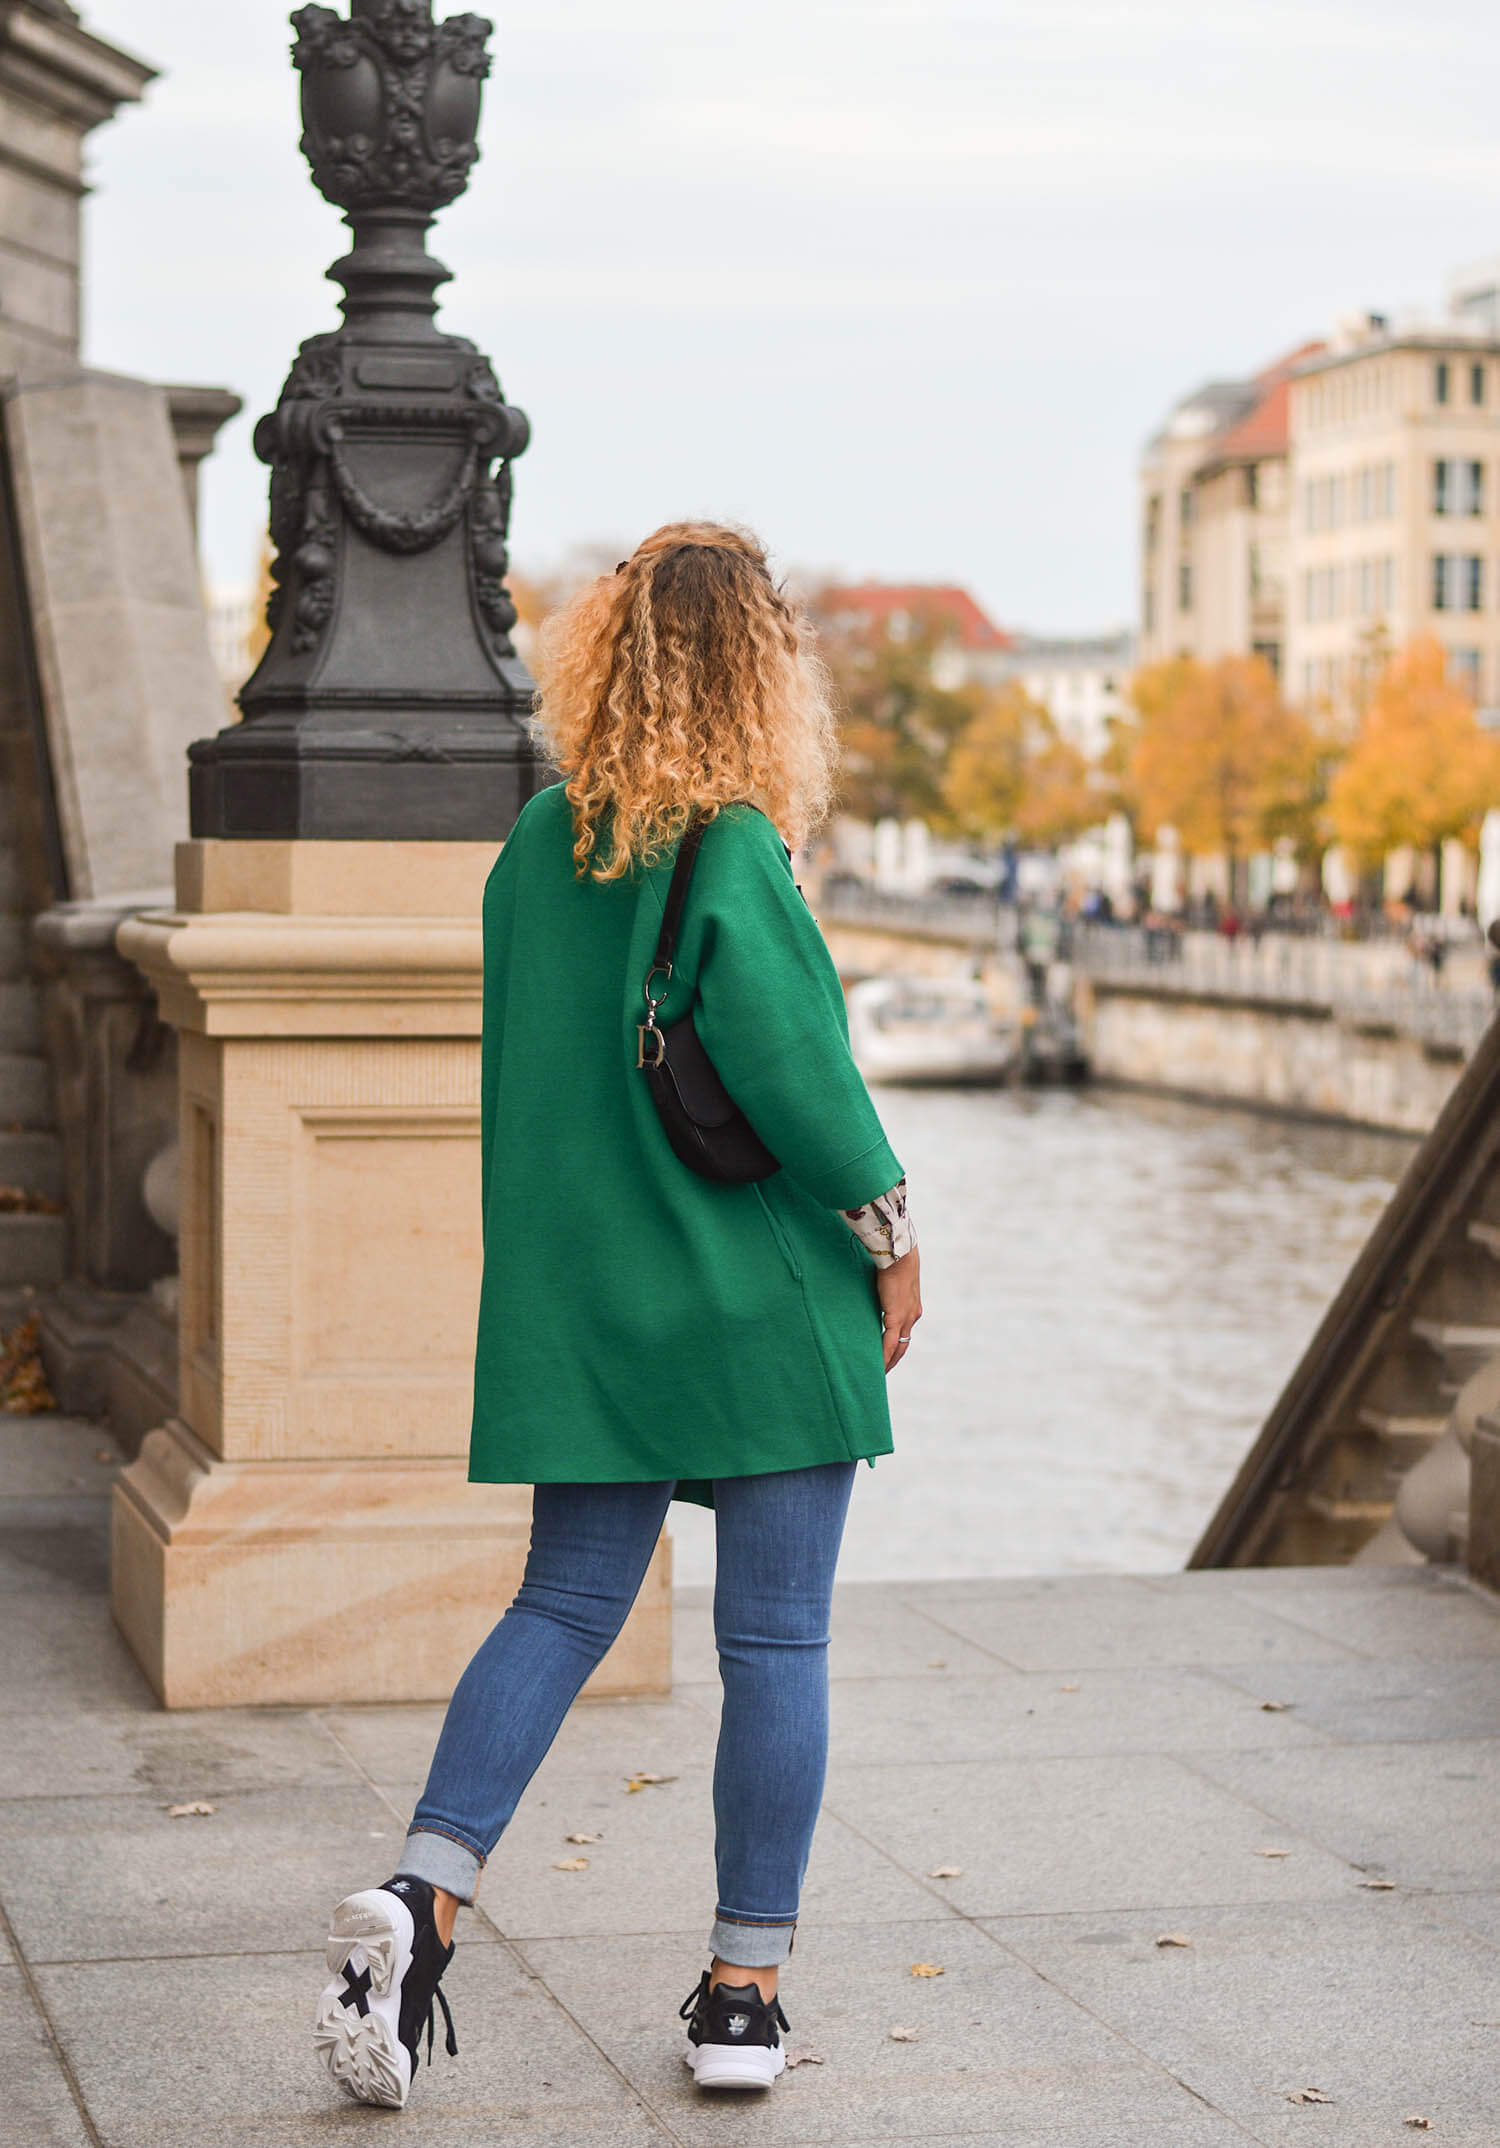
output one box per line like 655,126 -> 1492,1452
1079,976 -> 1463,1135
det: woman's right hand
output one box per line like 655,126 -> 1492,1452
876,1247 -> 922,1372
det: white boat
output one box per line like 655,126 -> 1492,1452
847,976 -> 1019,1087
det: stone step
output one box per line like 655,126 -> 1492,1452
0,1128 -> 62,1199
0,1051 -> 54,1129
0,1210 -> 65,1288
0,980 -> 41,1053
1409,1315 -> 1500,1370
0,917 -> 25,980
1305,1488 -> 1394,1525
1356,1403 -> 1449,1466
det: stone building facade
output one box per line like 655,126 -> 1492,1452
1141,263 -> 1500,726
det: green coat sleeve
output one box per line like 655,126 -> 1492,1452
687,806 -> 902,1210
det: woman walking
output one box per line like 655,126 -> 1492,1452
313,522 -> 922,2107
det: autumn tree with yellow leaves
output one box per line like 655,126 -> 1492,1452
819,621 -> 983,826
1126,654 -> 1323,880
942,683 -> 1096,846
1328,635 -> 1500,867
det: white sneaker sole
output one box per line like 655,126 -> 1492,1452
313,1889 -> 416,2109
685,2038 -> 786,2090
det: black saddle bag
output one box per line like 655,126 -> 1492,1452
636,817 -> 780,1184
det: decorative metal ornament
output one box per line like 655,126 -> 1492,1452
189,0 -> 542,842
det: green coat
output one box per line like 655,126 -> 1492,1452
469,785 -> 902,1505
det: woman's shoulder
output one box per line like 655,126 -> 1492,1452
484,783 -> 571,906
705,802 -> 792,869
510,781 -> 572,842
489,782 -> 569,863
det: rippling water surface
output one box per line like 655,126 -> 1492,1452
671,1087 -> 1412,1585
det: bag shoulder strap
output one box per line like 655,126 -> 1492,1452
652,814 -> 708,974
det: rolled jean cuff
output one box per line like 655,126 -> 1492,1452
399,1826 -> 484,1903
709,1914 -> 797,1968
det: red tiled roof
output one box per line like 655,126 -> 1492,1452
814,583 -> 1012,651
1213,341 -> 1327,463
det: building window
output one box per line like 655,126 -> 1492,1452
1435,459 -> 1450,515
1253,639 -> 1281,679
1452,648 -> 1482,697
1382,556 -> 1396,611
1436,359 -> 1451,404
1178,561 -> 1192,610
1357,559 -> 1373,615
1474,362 -> 1486,406
1304,480 -> 1317,533
1433,555 -> 1484,612
1179,486 -> 1194,529
1144,587 -> 1155,632
1466,460 -> 1486,515
1383,461 -> 1398,517
1245,463 -> 1258,508
1145,494 -> 1160,549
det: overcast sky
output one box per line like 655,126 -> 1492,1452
82,0 -> 1500,632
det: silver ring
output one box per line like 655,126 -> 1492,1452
898,1333 -> 912,1342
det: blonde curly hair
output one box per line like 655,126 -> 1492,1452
532,521 -> 838,879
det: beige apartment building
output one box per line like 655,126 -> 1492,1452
1143,265 -> 1500,723
1288,279 -> 1500,719
1139,347 -> 1314,678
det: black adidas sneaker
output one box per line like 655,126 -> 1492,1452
680,1968 -> 789,2089
313,1875 -> 458,2108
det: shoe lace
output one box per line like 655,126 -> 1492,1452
422,1979 -> 459,2066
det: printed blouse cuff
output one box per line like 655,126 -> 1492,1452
841,1177 -> 915,1268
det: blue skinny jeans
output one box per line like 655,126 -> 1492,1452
401,1461 -> 857,1968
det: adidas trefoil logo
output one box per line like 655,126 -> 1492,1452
725,2011 -> 750,2037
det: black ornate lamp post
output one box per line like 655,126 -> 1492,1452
189,0 -> 540,840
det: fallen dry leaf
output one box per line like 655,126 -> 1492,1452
624,1772 -> 677,1793
1404,2120 -> 1432,2131
927,1659 -> 947,1669
0,1314 -> 55,1414
166,1800 -> 216,1818
889,2025 -> 920,2043
551,1856 -> 590,1872
1258,1699 -> 1289,1712
909,1962 -> 945,1978
565,1831 -> 603,1845
783,2045 -> 824,2068
1154,1932 -> 1192,1949
0,1186 -> 62,1215
1286,2088 -> 1334,2105
1059,1683 -> 1080,1693
1359,1878 -> 1397,1891
1254,1847 -> 1292,1859
928,1865 -> 963,1879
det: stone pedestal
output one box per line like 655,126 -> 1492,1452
111,839 -> 672,1707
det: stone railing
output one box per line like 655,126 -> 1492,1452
1073,922 -> 1495,1052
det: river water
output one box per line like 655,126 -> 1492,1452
670,1087 -> 1413,1585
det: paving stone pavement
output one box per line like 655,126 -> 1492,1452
4,1415 -> 1500,2146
